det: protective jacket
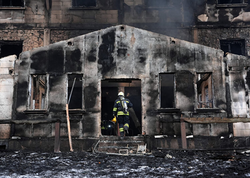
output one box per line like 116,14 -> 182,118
113,97 -> 133,116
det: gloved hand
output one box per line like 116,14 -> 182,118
111,115 -> 117,123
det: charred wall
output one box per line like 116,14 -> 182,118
2,0 -> 250,58
1,1 -> 250,150
196,0 -> 250,57
12,25 -> 231,140
0,0 -> 207,59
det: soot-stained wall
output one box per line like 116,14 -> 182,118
13,25 -> 236,138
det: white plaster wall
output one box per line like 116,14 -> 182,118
0,55 -> 16,139
233,123 -> 250,137
193,123 -> 228,136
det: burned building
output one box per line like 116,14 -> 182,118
0,25 -> 250,152
1,0 -> 250,152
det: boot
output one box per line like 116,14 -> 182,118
124,127 -> 129,135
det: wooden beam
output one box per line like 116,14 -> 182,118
66,104 -> 73,152
46,0 -> 50,10
180,118 -> 187,149
183,117 -> 250,124
54,121 -> 61,153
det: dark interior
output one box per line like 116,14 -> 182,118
0,41 -> 23,58
68,74 -> 83,109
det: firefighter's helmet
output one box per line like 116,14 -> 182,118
118,92 -> 124,96
112,116 -> 117,123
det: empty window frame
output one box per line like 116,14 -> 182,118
0,41 -> 23,59
0,0 -> 24,6
160,73 -> 175,108
218,0 -> 244,4
220,39 -> 245,56
28,75 -> 47,110
197,73 -> 213,108
72,0 -> 96,7
68,74 -> 83,109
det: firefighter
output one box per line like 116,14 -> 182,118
113,92 -> 133,137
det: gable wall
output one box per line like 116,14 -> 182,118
13,25 -> 229,138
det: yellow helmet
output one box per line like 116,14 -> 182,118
118,92 -> 124,96
112,116 -> 117,123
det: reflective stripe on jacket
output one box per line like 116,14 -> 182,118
113,98 -> 133,116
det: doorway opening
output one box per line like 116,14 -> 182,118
101,79 -> 141,136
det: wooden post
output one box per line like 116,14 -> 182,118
54,121 -> 61,153
45,0 -> 50,10
66,104 -> 73,152
65,78 -> 76,152
181,117 -> 187,149
117,122 -> 120,136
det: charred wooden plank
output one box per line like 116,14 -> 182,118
183,117 -> 250,123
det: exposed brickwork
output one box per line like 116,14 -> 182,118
198,27 -> 250,56
0,29 -> 44,51
0,0 -> 203,53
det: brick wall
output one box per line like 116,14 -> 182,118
197,28 -> 250,56
0,29 -> 44,52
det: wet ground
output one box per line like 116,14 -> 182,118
0,149 -> 250,177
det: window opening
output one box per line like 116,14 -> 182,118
0,41 -> 23,58
197,73 -> 213,108
72,0 -> 96,7
68,74 -> 82,109
28,75 -> 47,110
218,0 -> 243,4
160,74 -> 175,108
0,0 -> 24,6
220,39 -> 245,56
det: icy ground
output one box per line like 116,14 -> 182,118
0,150 -> 250,177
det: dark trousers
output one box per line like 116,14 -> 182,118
117,115 -> 130,136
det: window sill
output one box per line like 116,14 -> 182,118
216,3 -> 247,8
23,110 -> 48,114
69,7 -> 99,10
23,109 -> 86,114
68,109 -> 86,114
157,108 -> 181,113
0,7 -> 25,10
144,7 -> 172,10
196,108 -> 224,113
